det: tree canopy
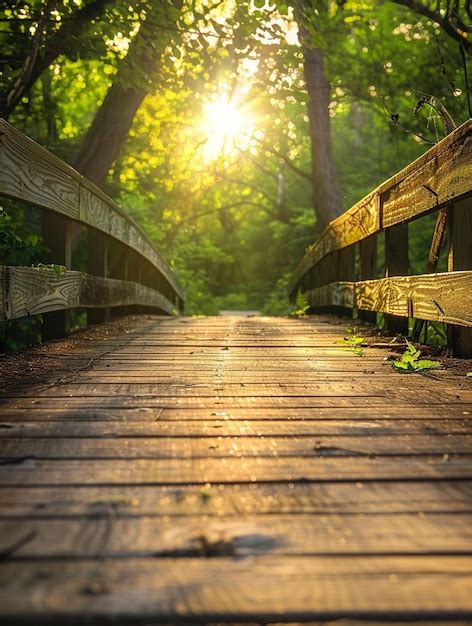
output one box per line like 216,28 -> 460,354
1,0 -> 470,315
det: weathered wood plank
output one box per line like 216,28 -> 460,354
448,197 -> 472,356
2,418 -> 469,438
1,556 -> 472,622
0,456 -> 471,485
1,481 -> 471,518
305,271 -> 472,326
2,512 -> 472,558
2,433 -> 471,459
0,266 -> 175,320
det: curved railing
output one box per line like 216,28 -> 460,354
0,119 -> 185,339
289,119 -> 472,356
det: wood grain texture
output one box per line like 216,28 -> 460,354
2,480 -> 471,518
0,266 -> 175,319
0,119 -> 184,302
1,314 -> 471,622
290,119 -> 472,295
305,271 -> 472,326
0,556 -> 472,622
2,512 -> 472,558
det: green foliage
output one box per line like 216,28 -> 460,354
339,327 -> 365,357
0,206 -> 46,266
35,263 -> 67,278
291,291 -> 310,317
392,340 -> 441,373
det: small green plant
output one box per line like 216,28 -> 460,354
392,340 -> 441,373
466,372 -> 472,378
339,327 -> 365,357
35,263 -> 67,278
291,291 -> 310,317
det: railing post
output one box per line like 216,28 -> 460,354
108,240 -> 129,318
447,197 -> 472,357
385,223 -> 409,335
334,246 -> 355,317
40,212 -> 72,340
359,236 -> 377,325
87,229 -> 110,325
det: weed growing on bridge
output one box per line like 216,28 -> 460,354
35,263 -> 67,278
291,292 -> 310,317
392,340 -> 441,373
339,327 -> 365,357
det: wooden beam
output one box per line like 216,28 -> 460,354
87,229 -> 110,326
385,222 -> 409,335
359,236 -> 377,324
40,211 -> 72,340
304,272 -> 472,328
447,197 -> 472,356
0,266 -> 176,321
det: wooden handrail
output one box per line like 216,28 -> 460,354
0,120 -> 185,339
289,118 -> 472,356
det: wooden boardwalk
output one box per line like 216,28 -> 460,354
1,313 -> 472,624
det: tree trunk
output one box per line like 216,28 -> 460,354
73,0 -> 183,188
73,83 -> 146,186
303,44 -> 343,226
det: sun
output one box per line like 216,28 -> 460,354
200,93 -> 255,162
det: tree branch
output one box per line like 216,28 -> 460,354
392,0 -> 471,56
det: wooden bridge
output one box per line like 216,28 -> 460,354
0,118 -> 471,624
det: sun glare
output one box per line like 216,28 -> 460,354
200,94 -> 255,161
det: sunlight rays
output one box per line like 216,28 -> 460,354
199,93 -> 256,162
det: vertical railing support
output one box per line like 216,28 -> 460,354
359,236 -> 377,325
41,212 -> 72,340
385,223 -> 409,335
447,197 -> 472,357
87,229 -> 110,325
335,246 -> 355,318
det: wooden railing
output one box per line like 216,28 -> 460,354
289,119 -> 472,357
0,119 -> 185,340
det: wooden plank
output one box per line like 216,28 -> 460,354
0,120 -> 80,220
359,235 -> 377,324
0,266 -> 176,320
1,481 -> 471,518
382,125 -> 472,228
385,221 -> 409,334
25,381 -> 435,398
40,211 -> 72,339
306,282 -> 355,309
0,119 -> 185,302
0,556 -> 472,621
448,197 -> 472,356
1,418 -> 470,438
1,512 -> 472,558
304,271 -> 472,327
0,456 -> 471,485
87,229 -> 110,325
2,434 -> 471,459
1,401 -> 471,420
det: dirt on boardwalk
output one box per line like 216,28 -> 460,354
0,315 -> 164,394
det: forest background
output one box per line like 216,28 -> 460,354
0,0 -> 470,335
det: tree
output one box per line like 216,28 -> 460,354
0,0 -> 113,119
